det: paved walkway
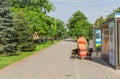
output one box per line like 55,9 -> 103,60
0,39 -> 120,79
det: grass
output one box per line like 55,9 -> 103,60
0,41 -> 56,69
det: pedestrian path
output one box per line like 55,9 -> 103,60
0,39 -> 120,79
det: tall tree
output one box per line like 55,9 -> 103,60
55,19 -> 67,39
0,0 -> 17,55
94,16 -> 105,27
15,11 -> 35,51
67,10 -> 92,38
67,10 -> 87,29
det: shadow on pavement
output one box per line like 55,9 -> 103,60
91,54 -> 113,69
69,52 -> 114,69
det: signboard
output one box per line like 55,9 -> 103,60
109,21 -> 115,66
115,13 -> 120,18
101,29 -> 109,61
95,29 -> 101,51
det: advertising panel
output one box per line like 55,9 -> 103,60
109,21 -> 115,66
115,13 -> 120,18
102,29 -> 109,62
95,29 -> 101,51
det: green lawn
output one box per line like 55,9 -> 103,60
0,41 -> 56,69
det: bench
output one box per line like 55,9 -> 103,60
71,47 -> 93,60
86,48 -> 93,60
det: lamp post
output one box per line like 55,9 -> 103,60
51,24 -> 54,43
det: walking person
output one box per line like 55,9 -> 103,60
77,34 -> 88,59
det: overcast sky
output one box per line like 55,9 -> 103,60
47,0 -> 120,24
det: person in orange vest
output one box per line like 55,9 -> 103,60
77,34 -> 88,59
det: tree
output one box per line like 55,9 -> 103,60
106,7 -> 120,21
56,19 -> 67,39
94,16 -> 105,27
10,0 -> 55,14
0,0 -> 17,55
67,10 -> 92,38
67,10 -> 87,29
10,0 -> 55,39
14,11 -> 35,51
38,0 -> 55,14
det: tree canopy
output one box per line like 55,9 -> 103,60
67,10 -> 92,39
106,7 -> 120,21
94,7 -> 120,27
10,0 -> 67,41
94,16 -> 105,27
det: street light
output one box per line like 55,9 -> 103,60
51,24 -> 54,43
